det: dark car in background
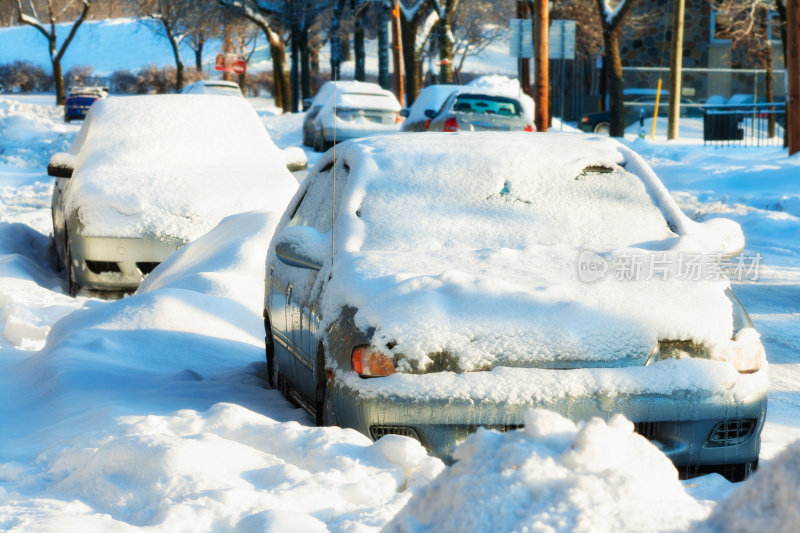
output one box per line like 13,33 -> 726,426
64,86 -> 107,122
578,89 -> 702,134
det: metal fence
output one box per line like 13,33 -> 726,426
702,103 -> 785,147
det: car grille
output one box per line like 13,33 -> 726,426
706,419 -> 757,447
137,262 -> 160,275
85,260 -> 121,274
370,425 -> 421,442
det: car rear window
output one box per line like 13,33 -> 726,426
452,95 -> 522,116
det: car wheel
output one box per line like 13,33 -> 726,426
64,117 -> 71,123
265,319 -> 276,389
729,459 -> 758,482
593,121 -> 610,135
65,239 -> 80,297
51,236 -> 63,272
313,130 -> 325,152
315,347 -> 337,426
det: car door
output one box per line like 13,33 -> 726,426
270,162 -> 336,403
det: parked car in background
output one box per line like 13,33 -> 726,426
64,86 -> 107,122
179,79 -> 242,96
426,91 -> 535,132
48,95 -> 299,296
578,89 -> 702,134
264,132 -> 765,480
309,81 -> 402,151
302,80 -> 340,146
399,84 -> 459,132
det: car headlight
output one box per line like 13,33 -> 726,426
646,334 -> 765,374
352,345 -> 396,377
645,340 -> 709,366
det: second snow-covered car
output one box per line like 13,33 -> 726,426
309,81 -> 402,151
426,91 -> 535,132
264,132 -> 767,480
49,95 -> 299,296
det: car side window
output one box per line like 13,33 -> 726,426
289,162 -> 338,233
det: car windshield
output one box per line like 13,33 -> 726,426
347,136 -> 673,253
452,94 -> 522,116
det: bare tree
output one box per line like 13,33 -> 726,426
714,0 -> 782,136
14,0 -> 92,105
185,1 -> 223,71
135,0 -> 193,91
218,0 -> 291,111
452,0 -> 511,74
595,0 -> 639,137
429,0 -> 460,83
399,0 -> 436,104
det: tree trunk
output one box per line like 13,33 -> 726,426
330,0 -> 346,78
765,30 -> 775,138
378,4 -> 390,89
438,17 -> 454,83
53,56 -> 65,106
603,26 -> 625,137
354,16 -> 366,81
195,40 -> 204,71
300,25 -> 311,106
401,14 -> 421,105
290,23 -> 300,112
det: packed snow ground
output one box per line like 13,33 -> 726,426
0,95 -> 799,532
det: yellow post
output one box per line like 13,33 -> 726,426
651,78 -> 662,139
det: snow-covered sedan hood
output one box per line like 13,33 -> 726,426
293,133 -> 750,373
63,95 -> 298,240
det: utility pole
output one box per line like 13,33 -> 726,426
392,0 -> 405,105
534,0 -> 549,132
517,1 -> 531,96
788,0 -> 800,155
667,0 -> 685,140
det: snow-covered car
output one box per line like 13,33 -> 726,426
426,91 -> 535,132
49,95 -> 299,296
64,86 -> 107,122
309,82 -> 402,151
399,84 -> 460,132
264,132 -> 767,478
179,79 -> 242,97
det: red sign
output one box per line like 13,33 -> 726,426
232,59 -> 247,75
215,53 -> 244,72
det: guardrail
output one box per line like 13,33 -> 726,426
703,103 -> 785,147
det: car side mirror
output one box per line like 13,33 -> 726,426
282,147 -> 308,172
303,98 -> 312,111
273,226 -> 328,271
47,152 -> 75,178
399,108 -> 409,118
698,218 -> 745,258
423,109 -> 437,119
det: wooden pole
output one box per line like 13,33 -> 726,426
392,0 -> 405,104
517,1 -> 531,96
534,0 -> 549,132
788,0 -> 800,155
667,0 -> 685,140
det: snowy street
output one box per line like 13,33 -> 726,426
0,94 -> 799,531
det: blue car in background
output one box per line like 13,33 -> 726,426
64,87 -> 107,122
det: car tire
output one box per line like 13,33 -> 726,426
729,459 -> 758,482
65,239 -> 80,297
315,346 -> 336,426
313,130 -> 326,153
593,121 -> 610,135
265,322 -> 276,389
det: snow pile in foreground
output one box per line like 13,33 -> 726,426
0,211 -> 444,531
386,409 -> 710,533
701,439 -> 800,533
0,98 -> 77,168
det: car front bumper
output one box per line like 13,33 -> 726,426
69,234 -> 186,291
331,361 -> 767,466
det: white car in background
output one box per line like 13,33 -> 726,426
309,81 -> 402,151
48,95 -> 299,296
180,79 -> 242,97
399,84 -> 460,132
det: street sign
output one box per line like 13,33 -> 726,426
549,20 -> 576,60
232,59 -> 247,75
509,18 -> 534,58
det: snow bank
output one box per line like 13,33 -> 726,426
386,409 -> 710,532
63,95 -> 298,241
0,98 -> 77,168
701,439 -> 800,533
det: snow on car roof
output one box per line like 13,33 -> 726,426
287,132 -> 746,372
64,95 -> 298,241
